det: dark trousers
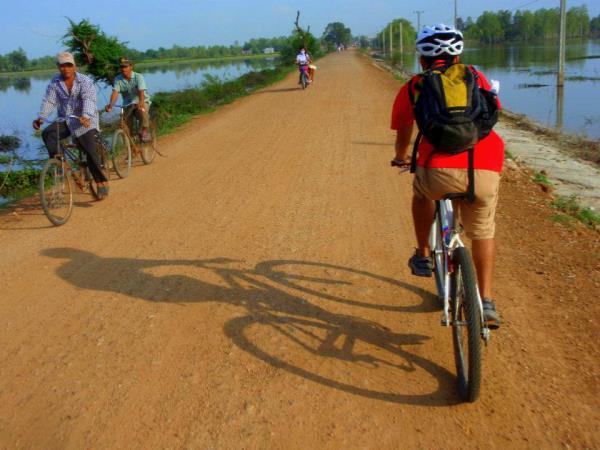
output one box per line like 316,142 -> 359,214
42,122 -> 107,183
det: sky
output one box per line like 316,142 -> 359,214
1,0 -> 598,57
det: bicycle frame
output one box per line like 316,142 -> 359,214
430,199 -> 490,342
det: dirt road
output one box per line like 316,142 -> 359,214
1,50 -> 598,449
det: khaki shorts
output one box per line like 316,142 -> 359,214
413,167 -> 501,240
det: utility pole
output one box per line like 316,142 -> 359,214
389,23 -> 393,56
382,29 -> 386,56
399,22 -> 403,54
454,0 -> 458,29
557,0 -> 567,86
414,11 -> 424,32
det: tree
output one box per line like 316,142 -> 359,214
280,11 -> 321,64
322,22 -> 352,50
591,15 -> 600,37
63,19 -> 127,84
7,48 -> 28,71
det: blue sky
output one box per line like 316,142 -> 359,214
1,0 -> 598,57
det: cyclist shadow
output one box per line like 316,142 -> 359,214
42,247 -> 459,406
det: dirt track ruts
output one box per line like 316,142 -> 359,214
0,50 -> 598,449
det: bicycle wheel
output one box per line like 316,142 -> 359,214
301,71 -> 308,89
111,129 -> 132,178
140,118 -> 157,164
430,214 -> 445,301
88,147 -> 109,200
450,247 -> 482,402
39,158 -> 73,226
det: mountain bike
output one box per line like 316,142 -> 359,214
38,116 -> 110,226
391,159 -> 490,402
110,103 -> 158,178
430,194 -> 490,402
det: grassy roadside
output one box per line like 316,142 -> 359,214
0,53 -> 280,78
152,66 -> 292,135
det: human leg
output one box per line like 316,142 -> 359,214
77,130 -> 108,185
42,121 -> 71,157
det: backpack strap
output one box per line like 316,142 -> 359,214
407,77 -> 415,105
410,131 -> 422,174
467,146 -> 475,203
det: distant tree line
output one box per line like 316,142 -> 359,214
0,48 -> 55,72
0,34 -> 289,74
459,6 -> 598,44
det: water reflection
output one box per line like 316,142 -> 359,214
0,77 -> 32,93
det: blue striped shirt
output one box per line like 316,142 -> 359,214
38,72 -> 100,137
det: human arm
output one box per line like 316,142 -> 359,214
135,74 -> 147,111
105,90 -> 119,112
33,81 -> 58,129
394,123 -> 414,162
390,80 -> 415,166
79,77 -> 97,129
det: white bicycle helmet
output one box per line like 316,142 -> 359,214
416,23 -> 464,57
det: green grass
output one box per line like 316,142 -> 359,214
152,66 -> 292,136
531,171 -> 552,186
551,194 -> 600,229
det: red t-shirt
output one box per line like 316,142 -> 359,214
391,66 -> 504,172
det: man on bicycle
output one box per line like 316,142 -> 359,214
296,46 -> 312,85
390,24 -> 503,328
33,52 -> 108,197
105,58 -> 151,142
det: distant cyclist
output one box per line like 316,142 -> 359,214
295,46 -> 312,85
33,52 -> 108,198
105,57 -> 152,142
390,24 -> 504,328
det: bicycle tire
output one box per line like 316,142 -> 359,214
450,247 -> 482,402
140,118 -> 157,165
88,145 -> 109,200
430,214 -> 445,302
301,72 -> 308,89
39,158 -> 73,226
111,129 -> 132,178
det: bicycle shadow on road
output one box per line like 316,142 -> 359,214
42,247 -> 460,406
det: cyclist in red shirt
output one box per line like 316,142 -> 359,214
390,24 -> 503,328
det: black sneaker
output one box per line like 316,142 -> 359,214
408,253 -> 433,277
482,299 -> 501,330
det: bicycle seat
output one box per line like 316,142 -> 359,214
443,192 -> 468,201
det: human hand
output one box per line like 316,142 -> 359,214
32,118 -> 43,130
80,116 -> 91,128
105,104 -> 113,113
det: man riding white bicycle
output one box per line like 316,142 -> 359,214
32,52 -> 108,198
390,24 -> 503,328
105,57 -> 152,142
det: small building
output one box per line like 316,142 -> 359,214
241,49 -> 253,55
262,47 -> 275,54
